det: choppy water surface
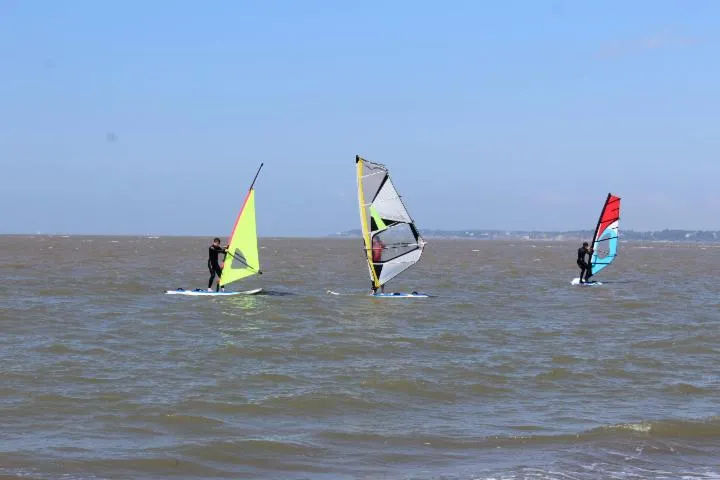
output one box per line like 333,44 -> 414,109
1,236 -> 719,479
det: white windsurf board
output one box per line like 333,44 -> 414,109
165,288 -> 262,296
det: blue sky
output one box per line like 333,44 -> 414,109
1,0 -> 719,236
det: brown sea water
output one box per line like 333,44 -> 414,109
1,235 -> 719,479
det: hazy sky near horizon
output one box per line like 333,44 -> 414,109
2,1 -> 719,236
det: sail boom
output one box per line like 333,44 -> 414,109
364,243 -> 423,249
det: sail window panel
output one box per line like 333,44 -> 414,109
373,179 -> 413,224
378,249 -> 422,285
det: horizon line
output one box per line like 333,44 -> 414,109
2,227 -> 720,238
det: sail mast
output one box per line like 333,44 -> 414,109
592,193 -> 612,245
357,156 -> 381,288
248,163 -> 264,191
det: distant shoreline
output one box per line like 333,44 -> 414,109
331,229 -> 720,242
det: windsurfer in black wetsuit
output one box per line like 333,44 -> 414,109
208,237 -> 228,292
576,241 -> 593,284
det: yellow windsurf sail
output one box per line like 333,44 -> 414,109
220,165 -> 263,287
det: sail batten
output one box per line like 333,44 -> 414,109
356,155 -> 424,289
590,193 -> 621,276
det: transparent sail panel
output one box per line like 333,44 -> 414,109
373,224 -> 420,262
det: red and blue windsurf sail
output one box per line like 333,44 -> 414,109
590,193 -> 621,276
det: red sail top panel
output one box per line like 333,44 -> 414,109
594,194 -> 621,242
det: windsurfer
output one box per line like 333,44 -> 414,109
576,241 -> 593,284
208,237 -> 228,292
371,236 -> 386,294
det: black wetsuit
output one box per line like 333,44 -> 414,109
576,246 -> 592,283
208,245 -> 227,290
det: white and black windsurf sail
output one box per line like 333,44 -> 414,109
356,155 -> 425,289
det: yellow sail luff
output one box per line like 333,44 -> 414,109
357,157 -> 380,288
220,189 -> 259,287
